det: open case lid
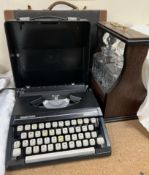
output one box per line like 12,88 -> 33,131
5,20 -> 90,88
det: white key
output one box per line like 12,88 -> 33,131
21,132 -> 27,139
25,124 -> 31,131
55,143 -> 61,151
13,141 -> 21,148
63,128 -> 68,134
62,142 -> 68,150
58,135 -> 64,143
58,121 -> 64,127
65,120 -> 70,126
26,147 -> 32,155
42,130 -> 48,137
49,129 -> 55,136
17,125 -> 23,132
91,118 -> 96,124
48,144 -> 54,152
37,138 -> 43,145
91,131 -> 97,138
71,119 -> 77,126
32,124 -> 37,130
44,137 -> 50,144
65,135 -> 71,142
77,119 -> 83,125
83,139 -> 89,147
89,139 -> 95,146
56,129 -> 61,135
69,141 -> 75,149
97,137 -> 105,145
88,124 -> 94,131
69,127 -> 75,134
75,126 -> 81,133
28,132 -> 34,139
82,125 -> 87,132
83,118 -> 89,124
45,122 -> 51,129
78,133 -> 84,140
41,145 -> 47,153
12,148 -> 21,157
39,123 -> 44,129
76,140 -> 82,148
22,140 -> 29,147
35,131 -> 41,138
30,139 -> 36,146
85,132 -> 91,139
52,122 -> 57,128
33,146 -> 39,154
51,136 -> 57,143
25,147 -> 95,163
72,134 -> 77,141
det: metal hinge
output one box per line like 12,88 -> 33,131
18,17 -> 30,21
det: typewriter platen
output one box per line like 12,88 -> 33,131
5,19 -> 111,169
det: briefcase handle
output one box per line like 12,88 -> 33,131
48,1 -> 79,10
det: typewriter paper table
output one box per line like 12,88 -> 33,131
6,119 -> 149,175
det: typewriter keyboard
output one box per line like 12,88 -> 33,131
12,117 -> 105,163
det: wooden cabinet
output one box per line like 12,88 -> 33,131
92,22 -> 149,122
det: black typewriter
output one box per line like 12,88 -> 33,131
4,18 -> 111,169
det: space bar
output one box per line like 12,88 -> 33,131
25,147 -> 95,164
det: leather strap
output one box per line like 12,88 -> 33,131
48,1 -> 79,10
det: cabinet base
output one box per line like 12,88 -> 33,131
105,115 -> 137,123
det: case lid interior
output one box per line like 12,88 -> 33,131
5,20 -> 90,88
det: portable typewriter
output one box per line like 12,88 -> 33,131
4,18 -> 111,169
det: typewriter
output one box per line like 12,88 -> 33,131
4,18 -> 111,169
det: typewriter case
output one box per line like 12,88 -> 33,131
4,19 -> 104,114
5,19 -> 111,169
5,20 -> 90,88
4,19 -> 101,113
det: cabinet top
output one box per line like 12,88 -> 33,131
98,22 -> 149,44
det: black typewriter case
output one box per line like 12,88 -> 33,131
5,20 -> 91,88
4,19 -> 102,116
4,19 -> 111,169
